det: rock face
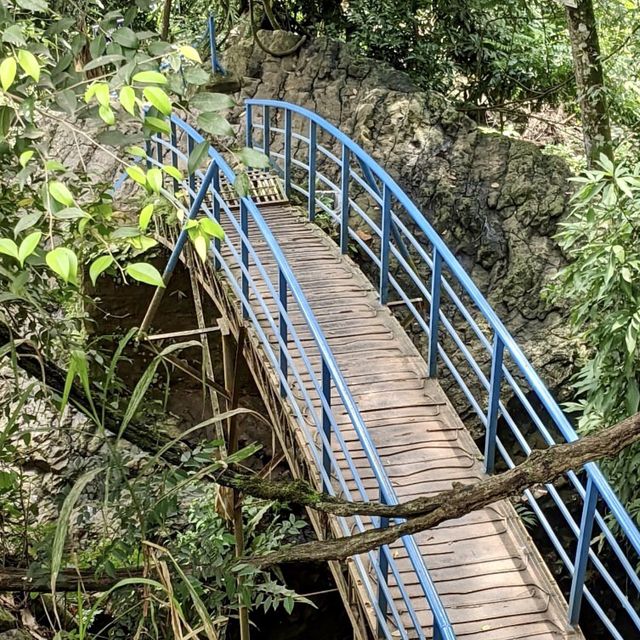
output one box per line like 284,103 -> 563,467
224,31 -> 576,408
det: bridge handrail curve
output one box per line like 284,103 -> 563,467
142,112 -> 457,640
245,98 -> 640,635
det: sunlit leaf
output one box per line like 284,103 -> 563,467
193,232 -> 208,262
144,115 -> 170,135
143,85 -> 171,116
0,57 -> 17,91
146,167 -> 162,193
125,262 -> 165,287
200,217 -> 224,240
138,203 -> 154,231
178,45 -> 201,63
126,165 -> 147,186
17,49 -> 40,82
46,247 -> 78,284
19,150 -> 33,167
132,70 -> 167,85
98,104 -> 115,125
119,85 -> 136,115
48,181 -> 74,206
162,165 -> 182,181
89,255 -> 114,285
126,145 -> 147,158
0,238 -> 19,260
18,231 -> 41,266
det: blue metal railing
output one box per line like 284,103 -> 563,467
245,99 -> 640,638
123,113 -> 457,640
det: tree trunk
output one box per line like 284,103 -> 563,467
565,0 -> 612,164
161,0 -> 172,41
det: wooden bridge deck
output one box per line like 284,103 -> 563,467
220,201 -> 583,640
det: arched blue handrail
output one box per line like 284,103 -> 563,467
245,98 -> 640,637
118,111 -> 458,640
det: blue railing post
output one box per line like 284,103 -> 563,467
263,104 -> 270,157
321,358 -> 332,493
170,121 -> 179,193
279,268 -> 288,397
187,135 -> 196,206
379,184 -> 391,304
284,109 -> 292,197
212,162 -> 221,271
427,249 -> 442,376
145,138 -> 152,169
240,198 -> 249,319
568,476 -> 598,625
484,333 -> 505,474
155,133 -> 163,177
377,495 -> 389,636
246,102 -> 253,149
308,120 -> 317,221
208,14 -> 218,73
340,145 -> 350,254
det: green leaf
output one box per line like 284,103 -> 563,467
237,147 -> 270,169
45,160 -> 66,172
55,89 -> 77,115
14,212 -> 41,236
0,57 -> 17,91
183,66 -> 209,86
0,238 -> 19,260
94,83 -> 110,107
126,165 -> 147,186
2,25 -> 27,47
234,172 -> 251,198
178,45 -> 201,62
146,167 -> 163,193
162,165 -> 182,181
626,325 -> 637,355
19,150 -> 33,167
143,86 -> 172,116
144,116 -> 170,135
112,27 -> 139,49
17,49 -> 40,82
46,247 -> 78,284
18,231 -> 41,266
98,105 -> 116,125
126,145 -> 147,158
119,85 -> 136,115
89,255 -> 114,285
50,467 -> 103,595
187,140 -> 209,175
125,262 -> 165,287
83,54 -> 125,72
200,217 -> 224,240
132,70 -> 167,85
138,204 -> 154,231
53,207 -> 89,220
190,92 -> 235,112
193,232 -> 208,262
16,0 -> 48,11
197,112 -> 234,137
48,181 -> 74,206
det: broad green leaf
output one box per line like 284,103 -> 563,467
55,89 -> 77,115
0,238 -> 18,260
179,45 -> 201,63
112,27 -> 139,49
132,70 -> 167,85
146,167 -> 162,193
98,104 -> 116,125
17,50 -> 40,82
138,204 -> 154,231
143,86 -> 171,116
51,467 -> 103,595
126,145 -> 147,158
14,212 -> 41,235
0,57 -> 17,91
119,85 -> 136,115
46,247 -> 78,284
16,0 -> 48,12
19,150 -> 33,167
144,116 -> 170,134
197,112 -> 234,137
48,181 -> 74,206
127,235 -> 157,251
2,25 -> 27,47
183,66 -> 209,86
200,217 -> 224,240
125,262 -> 165,287
187,140 -> 209,175
234,172 -> 251,198
0,106 -> 12,139
190,92 -> 235,112
18,231 -> 41,266
53,207 -> 89,220
83,54 -> 125,72
45,160 -> 66,172
193,232 -> 208,262
89,255 -> 114,285
237,147 -> 270,169
93,82 -> 110,107
126,165 -> 147,186
162,165 -> 182,181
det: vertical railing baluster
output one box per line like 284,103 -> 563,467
279,268 -> 288,397
568,476 -> 598,625
263,105 -> 270,157
245,102 -> 253,149
170,120 -> 179,193
212,162 -> 221,271
321,358 -> 331,493
379,184 -> 391,304
187,135 -> 196,206
145,138 -> 152,169
340,145 -> 350,254
208,14 -> 218,74
308,120 -> 317,221
427,249 -> 442,376
240,199 -> 249,319
377,493 -> 389,637
155,133 -> 163,168
284,109 -> 292,197
484,333 -> 504,474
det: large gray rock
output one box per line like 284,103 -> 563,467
224,32 -> 576,419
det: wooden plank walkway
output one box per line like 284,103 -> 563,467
222,201 -> 583,640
